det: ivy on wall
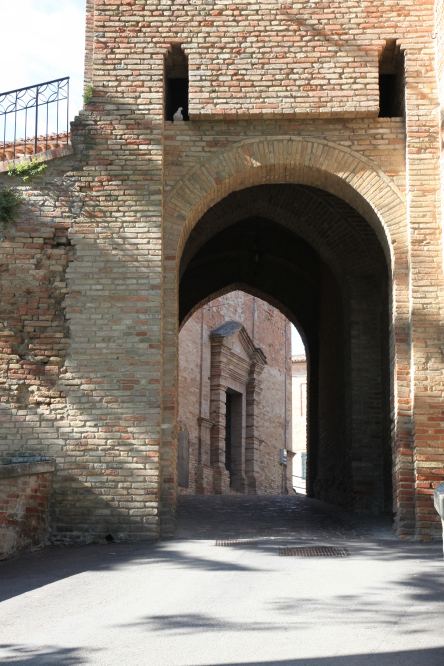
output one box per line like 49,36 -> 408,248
8,157 -> 47,182
0,188 -> 24,229
83,86 -> 93,105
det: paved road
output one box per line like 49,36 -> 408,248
1,494 -> 443,666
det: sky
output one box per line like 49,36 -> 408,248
0,0 -> 306,356
291,325 -> 305,356
1,0 -> 86,125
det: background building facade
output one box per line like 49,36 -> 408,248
178,291 -> 292,496
292,354 -> 307,494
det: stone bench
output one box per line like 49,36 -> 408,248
434,483 -> 444,554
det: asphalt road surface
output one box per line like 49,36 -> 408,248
1,494 -> 443,666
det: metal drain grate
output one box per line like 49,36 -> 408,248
215,539 -> 258,547
279,546 -> 350,557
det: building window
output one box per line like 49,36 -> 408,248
165,45 -> 189,121
379,39 -> 405,118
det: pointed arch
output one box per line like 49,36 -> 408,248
163,136 -> 407,274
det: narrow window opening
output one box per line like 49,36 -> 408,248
165,45 -> 189,121
379,39 -> 405,118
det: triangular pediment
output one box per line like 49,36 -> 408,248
210,321 -> 267,366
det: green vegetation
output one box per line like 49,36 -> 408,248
83,85 -> 94,105
7,157 -> 47,183
0,188 -> 24,229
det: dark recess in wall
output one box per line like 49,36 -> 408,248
165,45 -> 189,121
379,39 -> 405,118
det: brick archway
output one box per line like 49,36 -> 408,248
165,136 -> 407,269
160,137 -> 411,538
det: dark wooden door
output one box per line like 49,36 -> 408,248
225,393 -> 232,475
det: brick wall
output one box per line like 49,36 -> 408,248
178,290 -> 292,495
0,157 -> 79,464
86,0 -> 427,121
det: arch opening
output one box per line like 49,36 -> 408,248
177,184 -> 392,515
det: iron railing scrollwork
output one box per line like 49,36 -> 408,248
0,77 -> 69,162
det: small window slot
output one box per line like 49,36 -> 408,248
165,46 -> 189,121
379,40 -> 405,118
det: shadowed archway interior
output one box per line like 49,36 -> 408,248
179,184 -> 391,515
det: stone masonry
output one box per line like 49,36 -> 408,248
0,0 -> 444,542
178,291 -> 292,496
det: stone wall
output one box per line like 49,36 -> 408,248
0,157 -> 77,461
0,456 -> 54,560
178,291 -> 292,496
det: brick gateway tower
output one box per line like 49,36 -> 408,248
1,0 -> 444,543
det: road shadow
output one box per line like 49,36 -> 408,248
198,652 -> 444,666
0,645 -> 90,665
1,646 -> 443,665
0,495 -> 442,605
0,539 -> 263,604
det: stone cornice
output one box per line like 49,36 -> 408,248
197,417 -> 214,430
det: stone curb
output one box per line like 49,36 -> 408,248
0,459 -> 55,479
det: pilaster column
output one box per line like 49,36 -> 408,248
196,417 -> 214,494
209,336 -> 230,494
404,44 -> 444,539
245,349 -> 267,494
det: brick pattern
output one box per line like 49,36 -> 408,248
0,161 -> 77,458
84,0 -> 94,92
0,472 -> 52,560
85,0 -> 433,120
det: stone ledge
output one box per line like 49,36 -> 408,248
187,108 -> 382,121
0,458 -> 55,478
0,143 -> 74,173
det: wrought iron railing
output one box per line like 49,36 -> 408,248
0,77 -> 69,162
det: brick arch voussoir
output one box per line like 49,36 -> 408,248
166,137 -> 407,275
